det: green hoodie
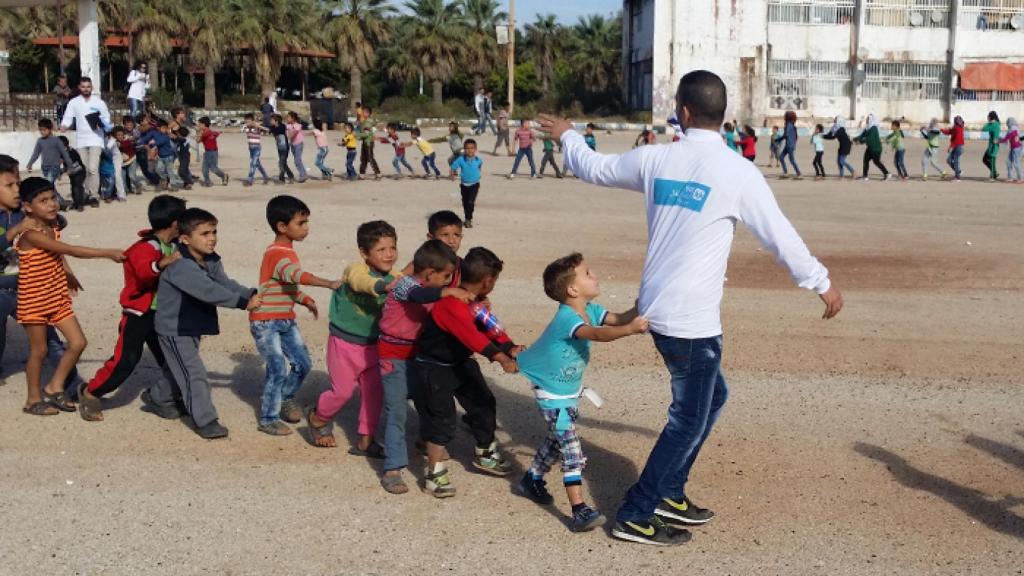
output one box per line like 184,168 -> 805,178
982,121 -> 1001,154
857,125 -> 883,154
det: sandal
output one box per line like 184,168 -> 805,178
257,421 -> 293,436
348,442 -> 386,460
42,391 -> 76,412
23,401 -> 59,416
279,400 -> 302,424
381,472 -> 409,494
77,383 -> 104,422
306,407 -> 336,448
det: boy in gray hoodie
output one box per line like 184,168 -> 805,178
141,207 -> 261,439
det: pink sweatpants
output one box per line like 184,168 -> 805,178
316,335 -> 383,436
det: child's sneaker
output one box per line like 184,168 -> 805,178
243,179 -> 253,187
473,442 -> 513,476
196,419 -> 229,439
423,466 -> 456,498
654,496 -> 715,526
515,472 -> 553,505
570,505 -> 606,532
464,219 -> 473,229
507,173 -> 515,179
257,420 -> 292,436
611,516 -> 691,546
222,174 -> 230,186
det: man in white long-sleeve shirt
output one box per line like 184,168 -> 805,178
539,70 -> 843,547
60,77 -> 111,202
126,62 -> 150,118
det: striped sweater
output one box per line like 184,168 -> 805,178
249,242 -> 313,322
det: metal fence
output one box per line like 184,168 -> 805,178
0,94 -> 58,131
862,61 -> 947,99
865,0 -> 953,28
767,59 -> 852,109
959,0 -> 1024,30
767,0 -> 857,25
955,89 -> 1024,102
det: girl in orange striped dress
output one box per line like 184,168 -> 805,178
15,177 -> 124,415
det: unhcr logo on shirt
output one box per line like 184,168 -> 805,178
653,179 -> 711,213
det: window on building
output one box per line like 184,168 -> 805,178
959,0 -> 1024,30
767,0 -> 856,25
862,61 -> 946,99
864,0 -> 953,28
767,59 -> 851,109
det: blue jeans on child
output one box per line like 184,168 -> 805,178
314,146 -> 333,178
947,145 -> 963,178
202,150 -> 226,185
380,358 -> 413,471
616,333 -> 728,524
291,142 -> 307,180
1007,146 -> 1022,181
512,147 -> 536,176
251,319 -> 312,426
41,165 -> 69,206
837,154 -> 855,178
157,155 -> 182,187
779,147 -> 801,175
247,146 -> 269,182
392,155 -> 414,176
421,153 -> 440,176
345,149 -> 357,179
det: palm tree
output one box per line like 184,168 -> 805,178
524,14 -> 562,93
0,9 -> 24,95
228,0 -> 321,98
462,0 -> 505,92
324,0 -> 395,108
379,18 -> 418,89
406,0 -> 465,105
185,0 -> 232,108
133,0 -> 187,88
570,14 -> 621,96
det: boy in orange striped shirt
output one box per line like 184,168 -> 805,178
249,195 -> 341,435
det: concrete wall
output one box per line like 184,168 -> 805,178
768,23 -> 851,61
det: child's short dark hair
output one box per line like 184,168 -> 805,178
723,122 -> 733,132
111,125 -> 126,137
463,138 -> 477,148
344,122 -> 354,130
178,207 -> 218,236
543,252 -> 584,302
411,127 -> 421,137
122,115 -> 135,124
357,220 -> 397,252
891,120 -> 901,128
413,239 -> 458,274
198,116 -> 211,127
461,247 -> 503,284
815,123 -> 824,132
266,194 -> 310,232
428,210 -> 463,234
155,118 -> 169,128
148,195 -> 187,231
287,111 -> 299,121
271,113 -> 283,123
177,127 -> 189,137
0,154 -> 18,175
586,122 -> 596,130
18,176 -> 54,204
170,107 -> 183,118
387,122 -> 398,131
38,118 -> 53,130
244,113 -> 255,121
313,118 -> 324,130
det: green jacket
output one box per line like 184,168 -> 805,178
982,121 -> 1001,153
857,126 -> 883,154
884,129 -> 905,151
328,263 -> 396,345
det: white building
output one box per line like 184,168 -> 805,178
623,0 -> 1024,126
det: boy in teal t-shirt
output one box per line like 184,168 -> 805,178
515,252 -> 648,533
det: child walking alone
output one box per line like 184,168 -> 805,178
450,139 -> 484,229
14,177 -> 124,415
811,124 -> 826,180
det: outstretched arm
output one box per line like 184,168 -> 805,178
538,114 -> 647,192
20,230 -> 123,262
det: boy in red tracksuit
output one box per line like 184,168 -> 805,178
412,247 -> 520,497
78,195 -> 187,421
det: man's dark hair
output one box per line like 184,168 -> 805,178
18,176 -> 54,204
543,252 -> 584,302
428,210 -> 463,234
178,207 -> 218,236
148,195 -> 187,231
266,194 -> 310,232
676,70 -> 728,127
244,112 -> 255,121
38,118 -> 53,130
0,154 -> 18,175
79,76 -> 92,84
413,239 -> 458,274
461,247 -> 503,284
198,116 -> 211,127
463,138 -> 477,148
357,220 -> 397,252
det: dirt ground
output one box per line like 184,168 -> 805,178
0,128 -> 1021,575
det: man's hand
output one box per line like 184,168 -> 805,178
303,299 -> 319,320
537,114 -> 573,141
628,315 -> 650,334
158,250 -> 182,270
819,285 -> 844,320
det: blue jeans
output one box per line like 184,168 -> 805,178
251,319 -> 312,426
392,155 -> 414,175
345,149 -> 357,179
512,147 -> 536,176
894,149 -> 908,178
247,146 -> 268,182
837,154 -> 855,177
128,98 -> 144,118
0,290 -> 80,392
157,156 -> 182,187
201,150 -> 226,184
617,333 -> 728,523
291,142 -> 307,180
421,153 -> 440,176
41,165 -> 69,206
947,145 -> 963,178
380,358 -> 412,471
314,146 -> 333,178
780,147 -> 800,175
1008,146 -> 1023,181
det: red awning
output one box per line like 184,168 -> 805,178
960,62 -> 1024,91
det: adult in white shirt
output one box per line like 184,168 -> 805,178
126,62 -> 150,118
539,70 -> 843,547
60,77 -> 111,200
472,88 -> 486,134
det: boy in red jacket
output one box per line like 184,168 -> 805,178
78,195 -> 187,421
413,246 -> 520,497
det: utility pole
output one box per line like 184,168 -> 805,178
507,0 -> 515,114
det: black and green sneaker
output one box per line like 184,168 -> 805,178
654,497 -> 715,526
611,516 -> 691,546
